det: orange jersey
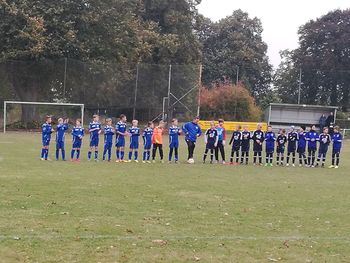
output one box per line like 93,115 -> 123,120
152,126 -> 163,144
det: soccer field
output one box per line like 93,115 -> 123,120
1,132 -> 350,262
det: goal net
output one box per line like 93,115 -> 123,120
2,101 -> 84,133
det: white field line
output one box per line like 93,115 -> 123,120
1,235 -> 350,242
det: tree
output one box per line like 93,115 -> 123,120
200,81 -> 261,121
199,10 -> 272,107
275,9 -> 350,110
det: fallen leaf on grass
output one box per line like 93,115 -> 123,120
152,239 -> 167,246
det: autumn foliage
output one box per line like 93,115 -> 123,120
200,81 -> 261,121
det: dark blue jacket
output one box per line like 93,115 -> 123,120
182,121 -> 202,142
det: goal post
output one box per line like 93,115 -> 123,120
3,101 -> 85,133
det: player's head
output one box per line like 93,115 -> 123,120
236,125 -> 241,131
192,116 -> 200,124
299,125 -> 305,132
210,121 -> 215,129
147,121 -> 154,128
290,125 -> 295,132
243,125 -> 248,131
256,123 -> 262,130
279,128 -> 285,135
58,118 -> 63,124
132,119 -> 138,127
218,119 -> 224,126
311,125 -> 316,130
45,115 -> 52,124
120,114 -> 127,122
334,125 -> 340,132
172,118 -> 178,126
106,118 -> 112,126
76,119 -> 81,126
323,127 -> 329,134
267,125 -> 272,132
158,120 -> 165,128
93,114 -> 99,122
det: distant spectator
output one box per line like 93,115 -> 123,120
326,112 -> 335,128
319,114 -> 327,131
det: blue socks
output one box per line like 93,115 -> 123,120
87,151 -> 92,160
71,149 -> 75,159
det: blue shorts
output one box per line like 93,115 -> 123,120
116,136 -> 125,147
253,143 -> 262,152
56,141 -> 65,150
130,141 -> 139,149
319,146 -> 329,154
169,142 -> 179,149
288,146 -> 296,153
297,146 -> 306,154
266,147 -> 274,154
332,148 -> 341,155
90,137 -> 99,147
73,141 -> 82,149
42,139 -> 50,147
277,146 -> 285,154
104,141 -> 112,150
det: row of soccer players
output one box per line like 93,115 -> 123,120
203,122 -> 342,168
41,114 -> 182,163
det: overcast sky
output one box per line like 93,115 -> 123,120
197,0 -> 349,68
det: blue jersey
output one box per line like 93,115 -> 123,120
182,121 -> 202,142
129,127 -> 140,144
240,131 -> 251,151
215,126 -> 226,142
42,123 -> 53,144
265,131 -> 276,150
116,121 -> 127,137
143,127 -> 153,148
56,123 -> 68,142
306,130 -> 319,149
72,126 -> 84,147
104,125 -> 114,143
297,131 -> 307,149
332,132 -> 342,151
169,126 -> 180,147
88,122 -> 101,140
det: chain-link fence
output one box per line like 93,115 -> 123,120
0,59 -> 201,130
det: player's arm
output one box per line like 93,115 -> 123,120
222,128 -> 226,145
214,131 -> 219,147
229,132 -> 234,145
204,130 -> 208,144
182,123 -> 188,135
197,125 -> 202,137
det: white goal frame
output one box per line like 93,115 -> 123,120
3,101 -> 85,133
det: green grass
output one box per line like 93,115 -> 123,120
1,132 -> 350,262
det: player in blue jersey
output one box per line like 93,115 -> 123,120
329,126 -> 342,168
203,121 -> 218,164
306,125 -> 318,167
276,129 -> 287,166
55,118 -> 69,161
182,116 -> 202,163
286,126 -> 298,167
71,119 -> 84,161
102,118 -> 114,162
128,120 -> 140,162
240,125 -> 251,165
88,114 -> 101,161
142,121 -> 153,163
229,125 -> 242,164
115,114 -> 128,162
215,119 -> 226,164
168,118 -> 181,163
40,115 -> 54,160
264,125 -> 276,166
297,126 -> 308,166
252,124 -> 264,165
315,127 -> 331,167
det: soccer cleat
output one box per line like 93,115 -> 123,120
265,163 -> 268,167
328,165 -> 335,169
311,165 -> 315,168
222,161 -> 226,165
321,163 -> 325,168
142,161 -> 146,163
152,160 -> 156,163
174,160 -> 178,164
134,160 -> 139,163
299,164 -> 302,167
94,159 -> 99,162
146,161 -> 151,164
160,160 -> 164,164
335,166 -> 339,169
40,158 -> 45,161
315,163 -> 319,167
292,164 -> 295,167
286,163 -> 289,167
127,160 -> 132,163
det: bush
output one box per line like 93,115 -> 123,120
200,81 -> 261,121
